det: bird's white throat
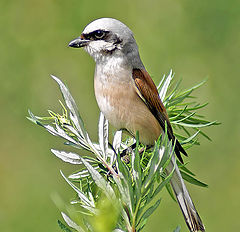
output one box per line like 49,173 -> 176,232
94,53 -> 131,83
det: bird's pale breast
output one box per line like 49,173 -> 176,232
94,69 -> 162,145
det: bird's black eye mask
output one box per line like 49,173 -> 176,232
82,30 -> 109,41
82,30 -> 122,45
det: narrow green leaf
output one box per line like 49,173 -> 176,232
138,199 -> 161,229
142,143 -> 161,190
177,161 -> 195,176
181,130 -> 200,144
180,171 -> 208,187
132,132 -> 142,202
165,182 -> 176,201
169,106 -> 188,120
173,120 -> 217,128
58,220 -> 73,232
138,218 -> 147,232
187,102 -> 209,111
173,112 -> 196,123
177,80 -> 206,97
115,153 -> 134,216
198,129 -> 212,141
151,160 -> 175,199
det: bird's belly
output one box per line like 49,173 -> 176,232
94,81 -> 162,145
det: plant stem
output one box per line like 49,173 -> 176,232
131,197 -> 142,232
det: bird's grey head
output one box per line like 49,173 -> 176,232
69,18 -> 143,67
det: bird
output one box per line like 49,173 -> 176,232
68,18 -> 205,232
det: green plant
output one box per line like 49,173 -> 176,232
28,71 -> 217,231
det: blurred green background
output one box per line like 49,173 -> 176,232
1,0 -> 239,231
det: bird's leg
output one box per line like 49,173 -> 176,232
120,143 -> 137,157
119,143 -> 136,164
119,143 -> 152,164
106,143 -> 136,179
106,143 -> 152,180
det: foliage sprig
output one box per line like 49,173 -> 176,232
28,71 -> 217,231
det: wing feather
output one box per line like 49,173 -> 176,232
132,68 -> 187,163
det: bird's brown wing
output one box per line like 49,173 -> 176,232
132,68 -> 187,163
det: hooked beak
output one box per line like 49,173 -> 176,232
68,37 -> 90,48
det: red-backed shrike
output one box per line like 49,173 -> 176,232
69,18 -> 205,232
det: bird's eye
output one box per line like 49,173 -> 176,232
94,30 -> 105,39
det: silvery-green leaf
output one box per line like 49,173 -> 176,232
113,130 -> 122,151
159,142 -> 175,171
63,124 -> 90,150
68,170 -> 90,179
56,123 -> 76,142
60,170 -> 94,207
132,147 -> 142,202
70,200 -> 79,204
61,212 -> 84,232
132,150 -> 142,184
98,112 -> 109,160
27,110 -> 40,125
68,164 -> 99,179
80,157 -> 116,201
88,191 -> 95,208
120,208 -> 132,231
43,124 -> 60,136
83,135 -> 103,161
81,205 -> 98,214
51,149 -> 82,164
92,143 -> 115,156
43,122 -> 79,145
27,110 -> 57,136
51,75 -> 87,140
64,141 -> 84,149
159,70 -> 173,100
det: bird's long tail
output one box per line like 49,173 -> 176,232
165,155 -> 205,232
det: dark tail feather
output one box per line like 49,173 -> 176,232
174,138 -> 188,164
166,155 -> 205,232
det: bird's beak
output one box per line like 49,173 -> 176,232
68,37 -> 90,48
